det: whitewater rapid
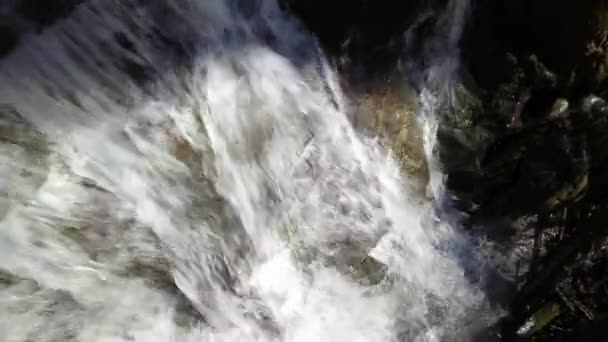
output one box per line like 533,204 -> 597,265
0,1 -> 493,341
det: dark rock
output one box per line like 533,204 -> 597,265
282,0 -> 449,72
462,0 -> 608,95
436,58 -> 594,220
16,0 -> 82,30
440,56 -> 608,339
0,25 -> 18,57
121,57 -> 154,87
0,0 -> 85,57
578,96 -> 608,202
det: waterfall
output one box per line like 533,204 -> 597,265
406,0 -> 473,202
0,0 -> 493,341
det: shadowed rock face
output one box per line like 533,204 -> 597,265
282,0 -> 448,71
463,0 -> 608,94
434,2 -> 608,340
16,0 -> 82,29
435,1 -> 608,222
0,25 -> 18,56
0,0 -> 84,57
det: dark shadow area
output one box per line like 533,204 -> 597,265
17,0 -> 82,30
0,25 -> 18,56
282,1 -> 447,55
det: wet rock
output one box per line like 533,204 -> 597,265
0,269 -> 21,288
578,96 -> 608,203
0,105 -> 49,155
0,106 -> 51,219
436,66 -> 594,220
548,98 -> 569,120
350,74 -> 428,184
439,51 -> 608,339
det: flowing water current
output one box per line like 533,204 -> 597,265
0,1 -> 494,341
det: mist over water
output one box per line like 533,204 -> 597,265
0,0 -> 494,341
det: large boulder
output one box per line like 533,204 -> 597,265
15,0 -> 82,30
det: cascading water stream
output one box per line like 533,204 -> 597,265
0,0 -> 494,341
409,0 -> 473,202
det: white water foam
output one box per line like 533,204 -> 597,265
0,1 -> 493,341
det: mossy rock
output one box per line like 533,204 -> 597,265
0,106 -> 49,155
0,269 -> 21,288
352,76 -> 429,186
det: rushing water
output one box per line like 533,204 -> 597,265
0,1 -> 494,341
